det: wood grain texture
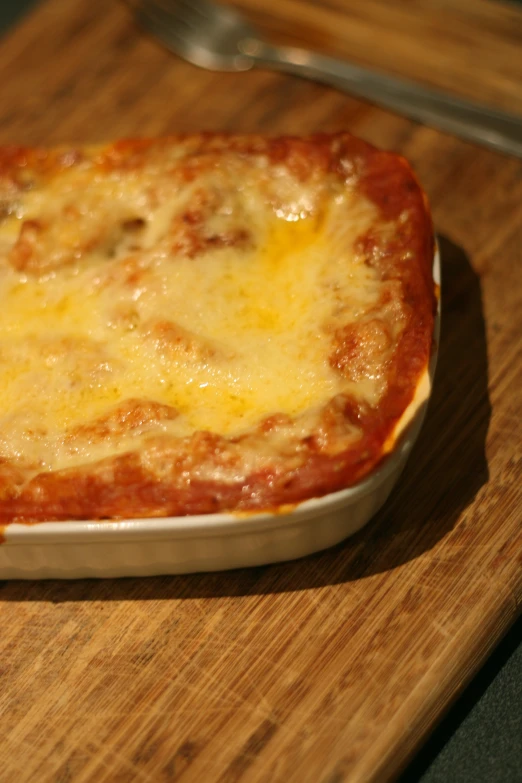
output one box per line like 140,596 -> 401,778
0,1 -> 521,782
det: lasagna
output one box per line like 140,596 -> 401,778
0,133 -> 435,523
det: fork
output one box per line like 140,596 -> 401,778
130,0 -> 522,159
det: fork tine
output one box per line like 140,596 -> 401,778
176,0 -> 239,24
130,0 -> 257,72
135,0 -> 197,34
130,4 -> 181,43
175,0 -> 212,23
142,0 -> 209,31
133,1 -> 195,48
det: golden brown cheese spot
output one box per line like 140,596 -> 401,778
303,395 -> 364,455
233,395 -> 364,473
142,318 -> 223,363
0,458 -> 27,500
8,218 -> 44,272
101,254 -> 151,291
331,318 -> 393,383
66,399 -> 178,445
167,186 -> 253,258
6,209 -> 143,275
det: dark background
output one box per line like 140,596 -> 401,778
0,2 -> 520,781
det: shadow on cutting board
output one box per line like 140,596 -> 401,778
0,236 -> 491,602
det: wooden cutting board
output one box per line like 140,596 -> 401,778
0,1 -> 521,781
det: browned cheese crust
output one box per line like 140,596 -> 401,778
0,133 -> 435,523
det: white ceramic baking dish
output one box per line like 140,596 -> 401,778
0,251 -> 440,579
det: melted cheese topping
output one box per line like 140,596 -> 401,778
0,148 -> 387,473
